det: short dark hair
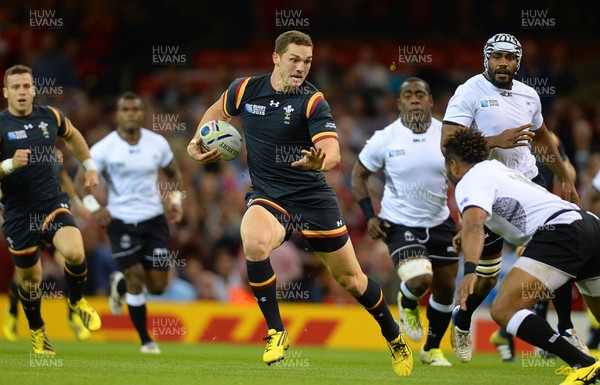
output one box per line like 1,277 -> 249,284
274,30 -> 313,55
444,128 -> 490,164
401,77 -> 432,96
117,91 -> 143,107
4,64 -> 33,87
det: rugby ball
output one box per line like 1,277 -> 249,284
197,120 -> 243,161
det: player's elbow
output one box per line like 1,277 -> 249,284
328,152 -> 341,168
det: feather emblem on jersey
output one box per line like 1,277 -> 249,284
492,197 -> 527,234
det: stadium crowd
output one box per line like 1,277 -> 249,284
0,1 -> 599,308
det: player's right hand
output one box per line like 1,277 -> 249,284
92,207 -> 112,227
13,149 -> 31,169
186,139 -> 222,164
491,123 -> 535,149
452,230 -> 462,253
366,217 -> 389,239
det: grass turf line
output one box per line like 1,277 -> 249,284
1,340 -> 561,385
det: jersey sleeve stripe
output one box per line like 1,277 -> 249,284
60,118 -> 73,138
312,131 -> 338,144
300,226 -> 348,238
305,92 -> 324,118
234,77 -> 251,110
47,105 -> 62,127
221,90 -> 232,119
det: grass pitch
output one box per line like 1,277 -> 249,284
0,340 -> 563,385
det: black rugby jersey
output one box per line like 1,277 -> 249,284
0,105 -> 72,214
223,73 -> 338,198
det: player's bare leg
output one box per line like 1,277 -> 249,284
317,239 -> 413,376
491,265 -> 599,384
241,205 -> 288,365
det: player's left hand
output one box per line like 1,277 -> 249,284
291,147 -> 326,171
561,181 -> 580,206
84,170 -> 99,193
166,201 -> 183,224
458,273 -> 478,311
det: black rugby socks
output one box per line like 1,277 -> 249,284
247,258 -> 285,331
354,277 -> 399,341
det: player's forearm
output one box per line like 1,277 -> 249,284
350,163 -> 371,202
194,98 -> 229,140
320,151 -> 340,171
59,170 -> 77,200
533,136 -> 574,184
460,223 -> 485,265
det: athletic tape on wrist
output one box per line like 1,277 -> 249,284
1,158 -> 15,174
170,191 -> 183,206
82,158 -> 97,171
82,194 -> 101,213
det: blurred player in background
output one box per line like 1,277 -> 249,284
2,149 -> 92,341
440,33 -> 582,363
187,30 -> 413,376
0,64 -> 101,355
76,92 -> 184,354
352,77 -> 457,366
583,170 -> 600,349
445,128 -> 600,385
582,170 -> 600,216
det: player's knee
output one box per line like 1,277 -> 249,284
490,299 -> 512,328
62,247 -> 85,265
20,278 -> 42,294
405,275 -> 432,298
397,258 -> 432,296
146,278 -> 168,295
242,237 -> 271,261
335,273 -> 362,296
123,266 -> 145,294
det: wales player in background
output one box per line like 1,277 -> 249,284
2,149 -> 92,342
0,64 -> 101,355
187,30 -> 413,377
